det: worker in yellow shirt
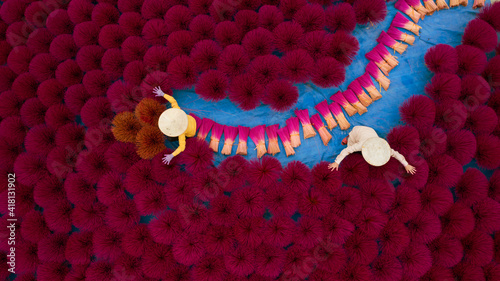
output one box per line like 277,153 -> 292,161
153,86 -> 197,165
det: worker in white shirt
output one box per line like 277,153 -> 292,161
328,126 -> 417,174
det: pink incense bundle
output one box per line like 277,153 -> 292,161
387,26 -> 415,46
197,118 -> 214,140
405,0 -> 429,18
365,49 -> 392,76
221,125 -> 238,155
395,0 -> 422,23
330,91 -> 358,117
236,125 -> 249,155
314,100 -> 337,130
328,102 -> 351,130
265,124 -> 280,156
294,109 -> 316,139
342,89 -> 368,115
277,126 -> 295,157
357,73 -> 382,101
366,62 -> 390,91
435,0 -> 450,10
423,0 -> 438,14
392,12 -> 422,35
286,117 -> 301,148
374,44 -> 400,68
473,0 -> 484,9
310,114 -> 332,146
348,80 -> 373,107
209,122 -> 224,152
249,125 -> 267,158
377,31 -> 408,54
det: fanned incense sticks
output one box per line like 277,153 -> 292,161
423,0 -> 438,14
392,12 -> 422,35
358,73 -> 382,101
395,0 -> 422,23
294,109 -> 317,139
277,126 -> 295,157
330,91 -> 358,117
236,125 -> 249,155
197,118 -> 214,140
286,117 -> 301,148
436,0 -> 450,10
366,62 -> 391,91
311,114 -> 332,146
342,90 -> 368,115
315,100 -> 338,130
387,26 -> 415,46
266,124 -> 280,156
373,44 -> 399,68
377,31 -> 408,55
221,125 -> 238,155
348,80 -> 373,107
209,122 -> 224,152
406,0 -> 429,18
328,102 -> 351,130
472,0 -> 484,9
365,49 -> 392,76
249,125 -> 267,158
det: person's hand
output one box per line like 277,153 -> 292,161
328,162 -> 339,171
153,86 -> 164,97
405,165 -> 417,175
162,154 -> 174,165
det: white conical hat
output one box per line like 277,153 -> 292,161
157,108 -> 188,137
361,137 -> 391,166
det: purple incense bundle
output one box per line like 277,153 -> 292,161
473,0 -> 484,9
286,117 -> 301,148
209,122 -> 224,152
221,125 -> 238,155
358,73 -> 382,101
395,0 -> 422,23
374,44 -> 399,68
348,80 -> 373,107
365,49 -> 392,76
249,125 -> 267,158
377,31 -> 408,55
189,113 -> 202,132
330,91 -> 357,117
294,109 -> 316,139
328,102 -> 351,130
236,125 -> 249,155
405,0 -> 429,18
197,118 -> 214,140
423,0 -> 438,14
387,26 -> 415,46
310,113 -> 332,146
343,89 -> 368,115
366,62 -> 390,91
392,12 -> 422,35
266,124 -> 280,156
436,0 -> 450,9
277,126 -> 295,157
315,100 -> 337,130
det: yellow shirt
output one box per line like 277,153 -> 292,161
163,94 -> 197,156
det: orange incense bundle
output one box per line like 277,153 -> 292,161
266,124 -> 280,156
387,26 -> 415,46
435,0 -> 450,9
450,0 -> 459,7
423,0 -> 438,14
310,114 -> 332,146
236,125 -> 249,155
374,44 -> 399,69
342,90 -> 368,115
366,62 -> 390,91
472,0 -> 483,9
209,122 -> 224,152
197,118 -> 214,140
221,125 -> 238,155
330,91 -> 357,117
460,0 -> 468,6
277,126 -> 295,157
358,73 -> 382,101
395,0 -> 422,23
328,102 -> 351,130
348,80 -> 373,107
406,0 -> 429,18
315,100 -> 337,130
392,12 -> 423,36
365,49 -> 392,76
286,117 -> 301,148
294,109 -> 317,139
249,125 -> 267,158
377,31 -> 408,55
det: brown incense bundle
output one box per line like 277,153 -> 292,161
450,0 -> 459,7
266,124 -> 280,156
348,80 -> 373,107
311,114 -> 332,146
435,0 -> 450,9
286,117 -> 301,148
221,125 -> 238,155
328,102 -> 351,130
423,0 -> 438,14
358,73 -> 382,101
472,0 -> 484,8
315,100 -> 337,130
366,62 -> 391,91
236,125 -> 249,155
209,122 -> 224,152
343,90 -> 368,115
294,109 -> 316,139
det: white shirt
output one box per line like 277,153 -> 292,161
334,126 -> 409,166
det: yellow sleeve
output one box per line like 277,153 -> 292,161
172,134 -> 186,157
163,94 -> 180,109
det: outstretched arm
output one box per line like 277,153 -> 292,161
162,134 -> 186,165
329,143 -> 363,171
391,149 -> 416,174
153,86 -> 180,109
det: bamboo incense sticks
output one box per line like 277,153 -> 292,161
377,31 -> 408,55
373,44 -> 399,68
277,126 -> 295,157
392,12 -> 422,36
450,0 -> 460,7
436,0 -> 450,10
266,124 -> 280,156
473,0 -> 484,9
311,114 -> 332,146
221,125 -> 238,155
395,0 -> 422,23
387,26 -> 415,46
348,80 -> 373,107
249,125 -> 267,158
423,0 -> 438,14
197,118 -> 214,140
405,0 -> 429,18
209,122 -> 224,152
286,117 -> 301,148
330,91 -> 358,117
366,62 -> 391,91
365,49 -> 392,76
357,73 -> 382,101
236,125 -> 249,155
294,109 -> 316,139
343,89 -> 368,115
315,100 -> 337,130
328,102 -> 351,130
